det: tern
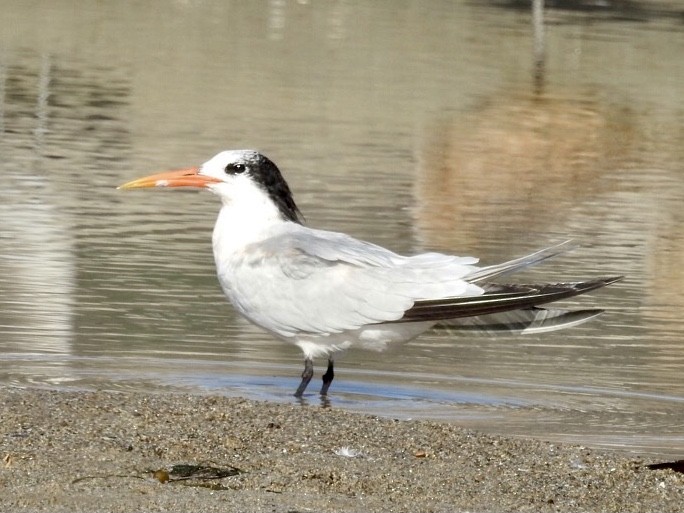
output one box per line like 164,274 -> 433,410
119,150 -> 621,397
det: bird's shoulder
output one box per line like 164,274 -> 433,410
242,223 -> 401,270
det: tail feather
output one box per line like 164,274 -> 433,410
437,307 -> 605,335
393,241 -> 621,332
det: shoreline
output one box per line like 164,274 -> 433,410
1,387 -> 682,512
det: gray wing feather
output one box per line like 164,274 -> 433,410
467,240 -> 577,283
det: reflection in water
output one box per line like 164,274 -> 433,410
532,0 -> 545,94
0,54 -> 75,360
0,52 -> 132,385
414,92 -> 637,250
493,0 -> 684,23
0,1 -> 682,456
0,172 -> 74,356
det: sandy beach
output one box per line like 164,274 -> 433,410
1,387 -> 681,512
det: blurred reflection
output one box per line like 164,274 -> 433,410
0,54 -> 75,357
267,0 -> 350,41
639,127 -> 684,326
491,0 -> 683,23
414,92 -> 637,251
532,0 -> 545,94
0,51 -> 133,383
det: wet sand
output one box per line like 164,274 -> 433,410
1,387 -> 682,512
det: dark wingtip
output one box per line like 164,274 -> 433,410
571,276 -> 624,295
600,276 -> 624,286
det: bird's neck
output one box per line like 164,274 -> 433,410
212,198 -> 288,258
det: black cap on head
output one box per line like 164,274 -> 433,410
231,151 -> 303,224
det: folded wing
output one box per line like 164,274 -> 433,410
229,229 -> 620,338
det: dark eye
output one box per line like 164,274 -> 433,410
224,163 -> 246,174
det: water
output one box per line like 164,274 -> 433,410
1,1 -> 683,457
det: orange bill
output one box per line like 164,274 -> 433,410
118,167 -> 222,189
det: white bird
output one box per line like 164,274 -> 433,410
119,150 -> 621,397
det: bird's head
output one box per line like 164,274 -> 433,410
119,150 -> 303,224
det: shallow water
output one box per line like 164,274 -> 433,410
1,1 -> 683,457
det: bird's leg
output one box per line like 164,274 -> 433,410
320,359 -> 334,396
294,357 -> 314,397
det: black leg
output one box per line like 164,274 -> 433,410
294,357 -> 313,397
320,359 -> 334,396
